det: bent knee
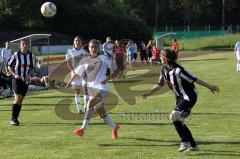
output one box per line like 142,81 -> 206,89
169,110 -> 184,122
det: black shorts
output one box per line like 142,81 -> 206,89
175,95 -> 197,117
12,78 -> 28,96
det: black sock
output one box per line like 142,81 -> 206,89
11,104 -> 20,120
183,124 -> 196,147
16,105 -> 22,119
173,121 -> 188,142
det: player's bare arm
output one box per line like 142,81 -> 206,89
101,69 -> 119,84
195,79 -> 220,94
142,84 -> 163,99
7,66 -> 20,79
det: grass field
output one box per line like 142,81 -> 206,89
0,52 -> 240,159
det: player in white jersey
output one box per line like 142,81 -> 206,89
103,36 -> 115,57
73,39 -> 120,139
234,41 -> 240,72
0,41 -> 12,95
65,36 -> 89,113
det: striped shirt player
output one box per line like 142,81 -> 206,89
159,64 -> 198,103
143,49 -> 219,152
8,49 -> 35,93
7,40 -> 35,126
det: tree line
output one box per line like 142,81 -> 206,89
0,0 -> 239,42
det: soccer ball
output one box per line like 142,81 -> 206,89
41,2 -> 57,18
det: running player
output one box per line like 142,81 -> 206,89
7,40 -> 35,126
142,49 -> 219,152
66,36 -> 89,113
73,39 -> 120,139
234,41 -> 240,72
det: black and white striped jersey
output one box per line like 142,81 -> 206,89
7,51 -> 35,81
158,64 -> 198,101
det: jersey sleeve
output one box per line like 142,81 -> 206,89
180,69 -> 197,83
65,49 -> 72,61
7,53 -> 16,67
157,67 -> 166,86
102,55 -> 117,72
75,64 -> 86,76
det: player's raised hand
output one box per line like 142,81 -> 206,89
209,85 -> 220,94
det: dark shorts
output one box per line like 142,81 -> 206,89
175,95 -> 197,117
12,78 -> 28,96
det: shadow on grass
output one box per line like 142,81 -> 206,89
187,150 -> 240,157
180,58 -> 227,63
0,109 -> 43,111
25,122 -> 170,126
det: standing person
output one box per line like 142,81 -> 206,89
0,41 -> 13,94
147,40 -> 153,61
103,36 -> 116,79
103,36 -> 115,57
142,49 -> 219,152
234,41 -> 240,72
132,41 -> 138,64
73,39 -> 120,139
7,40 -> 35,126
66,36 -> 89,113
139,41 -> 148,65
151,45 -> 160,65
114,40 -> 125,78
126,40 -> 135,67
171,39 -> 180,59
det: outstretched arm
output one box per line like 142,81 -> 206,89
142,84 -> 163,99
195,79 -> 220,94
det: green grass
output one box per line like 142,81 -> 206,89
163,33 -> 240,51
179,34 -> 239,51
1,52 -> 240,159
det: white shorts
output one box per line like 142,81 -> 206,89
87,87 -> 109,103
71,76 -> 86,89
236,51 -> 240,61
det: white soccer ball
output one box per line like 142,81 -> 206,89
41,2 -> 57,18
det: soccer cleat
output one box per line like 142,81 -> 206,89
10,119 -> 20,126
112,124 -> 120,139
74,128 -> 84,137
178,142 -> 191,152
78,110 -> 84,114
186,146 -> 199,151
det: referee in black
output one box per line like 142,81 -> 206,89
7,40 -> 35,126
143,49 -> 219,152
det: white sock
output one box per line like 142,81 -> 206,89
81,119 -> 89,130
103,114 -> 116,130
75,94 -> 82,112
83,95 -> 89,112
238,64 -> 240,72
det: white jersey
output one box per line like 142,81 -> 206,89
103,41 -> 115,56
65,48 -> 88,69
75,54 -> 117,92
234,41 -> 240,60
0,53 -> 3,63
1,48 -> 12,75
234,41 -> 240,52
1,48 -> 12,63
